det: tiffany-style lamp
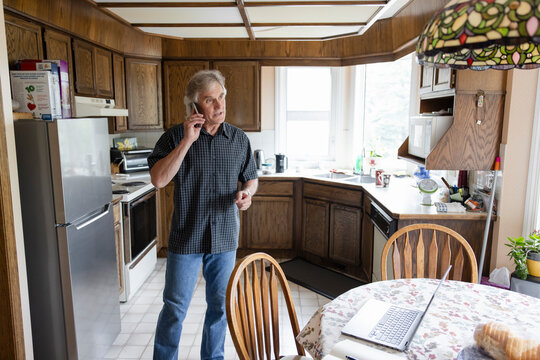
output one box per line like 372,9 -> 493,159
416,0 -> 540,70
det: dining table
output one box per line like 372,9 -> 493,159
296,278 -> 540,359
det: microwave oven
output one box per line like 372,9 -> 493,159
408,115 -> 453,159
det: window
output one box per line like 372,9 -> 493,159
276,67 -> 339,162
276,54 -> 412,169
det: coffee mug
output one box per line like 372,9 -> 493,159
382,173 -> 391,188
375,169 -> 384,187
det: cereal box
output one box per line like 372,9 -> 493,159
10,71 -> 60,120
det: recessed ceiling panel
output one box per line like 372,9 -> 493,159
139,27 -> 249,39
247,6 -> 378,23
253,26 -> 360,39
109,7 -> 242,24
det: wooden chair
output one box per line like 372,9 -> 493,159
226,252 -> 308,360
381,224 -> 478,283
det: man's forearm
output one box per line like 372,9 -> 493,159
150,139 -> 192,188
242,178 -> 258,196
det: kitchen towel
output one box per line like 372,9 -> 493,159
435,202 -> 466,213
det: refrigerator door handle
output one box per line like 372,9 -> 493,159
75,204 -> 111,230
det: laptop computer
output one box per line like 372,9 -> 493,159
341,265 -> 452,351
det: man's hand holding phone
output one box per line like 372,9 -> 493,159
184,102 -> 205,143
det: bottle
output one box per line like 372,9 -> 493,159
355,155 -> 363,174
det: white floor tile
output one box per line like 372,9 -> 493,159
126,332 -> 153,346
118,345 -> 146,359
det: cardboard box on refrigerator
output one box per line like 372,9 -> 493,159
10,70 -> 61,121
17,60 -> 69,118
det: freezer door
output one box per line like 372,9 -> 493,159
57,205 -> 120,360
49,118 -> 112,224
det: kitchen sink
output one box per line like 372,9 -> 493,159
314,172 -> 354,180
343,175 -> 376,184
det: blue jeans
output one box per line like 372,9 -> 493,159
153,250 -> 237,360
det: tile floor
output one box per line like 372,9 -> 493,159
105,258 -> 330,359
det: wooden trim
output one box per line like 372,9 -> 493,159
96,1 -> 387,7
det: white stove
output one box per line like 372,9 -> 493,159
112,172 -> 154,202
111,171 -> 157,302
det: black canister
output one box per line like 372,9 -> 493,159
275,153 -> 288,173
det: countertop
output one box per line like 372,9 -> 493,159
257,170 -> 494,221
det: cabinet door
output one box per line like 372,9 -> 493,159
419,65 -> 434,94
44,29 -> 74,112
94,47 -> 113,98
433,68 -> 454,92
213,61 -> 260,131
126,58 -> 163,130
329,204 -> 362,266
302,198 -> 329,258
5,14 -> 43,67
158,183 -> 174,256
244,196 -> 294,249
72,39 -> 95,96
360,197 -> 373,282
112,53 -> 127,132
163,60 -> 210,129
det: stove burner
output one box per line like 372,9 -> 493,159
121,181 -> 146,187
113,190 -> 129,194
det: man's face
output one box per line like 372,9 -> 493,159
197,82 -> 226,127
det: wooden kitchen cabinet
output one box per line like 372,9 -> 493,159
44,29 -> 75,113
111,53 -> 127,132
241,180 -> 295,254
113,200 -> 124,295
213,61 -> 260,131
302,181 -> 365,278
163,60 -> 210,129
72,39 -> 113,97
157,182 -> 174,257
5,13 -> 43,66
125,57 -> 163,130
162,60 -> 260,131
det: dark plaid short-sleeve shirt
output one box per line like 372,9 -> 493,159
148,122 -> 258,254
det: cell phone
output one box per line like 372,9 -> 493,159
191,102 -> 203,128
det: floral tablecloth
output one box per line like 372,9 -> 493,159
296,279 -> 540,359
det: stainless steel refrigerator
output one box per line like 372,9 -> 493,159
15,118 -> 120,360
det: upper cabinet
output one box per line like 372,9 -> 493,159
163,60 -> 210,130
125,58 -> 163,130
43,29 -> 74,113
72,39 -> 113,98
213,61 -> 260,132
419,66 -> 455,96
5,14 -> 43,66
111,53 -> 127,133
163,60 -> 261,132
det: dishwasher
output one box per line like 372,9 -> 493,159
370,201 -> 397,282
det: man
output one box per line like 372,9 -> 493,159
148,70 -> 258,359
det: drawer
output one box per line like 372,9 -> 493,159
257,180 -> 294,196
113,202 -> 121,224
304,182 -> 363,207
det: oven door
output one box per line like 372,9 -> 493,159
123,189 -> 157,264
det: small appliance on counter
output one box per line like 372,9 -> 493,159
111,147 -> 153,173
254,149 -> 264,170
275,153 -> 288,173
418,178 -> 438,206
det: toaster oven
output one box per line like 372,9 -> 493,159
110,148 -> 152,173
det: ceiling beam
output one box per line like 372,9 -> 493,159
236,0 -> 255,40
96,1 -> 387,7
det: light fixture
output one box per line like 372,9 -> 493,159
416,0 -> 540,70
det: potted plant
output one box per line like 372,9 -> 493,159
506,231 -> 540,279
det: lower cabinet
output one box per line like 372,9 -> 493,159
302,182 -> 365,279
113,200 -> 124,295
157,182 -> 174,257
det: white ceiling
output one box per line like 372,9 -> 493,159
93,0 -> 412,40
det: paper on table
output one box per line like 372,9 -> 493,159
322,339 -> 405,360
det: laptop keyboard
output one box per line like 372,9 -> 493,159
368,306 -> 420,345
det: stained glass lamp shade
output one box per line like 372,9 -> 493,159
416,0 -> 540,70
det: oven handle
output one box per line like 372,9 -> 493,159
131,190 -> 156,207
75,204 -> 110,230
